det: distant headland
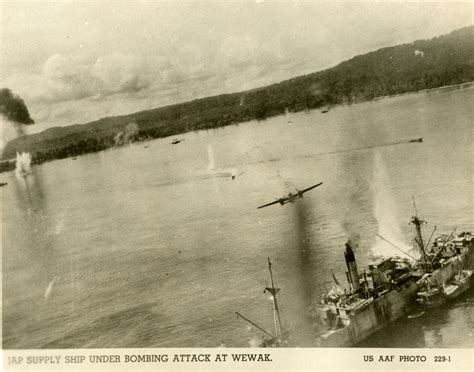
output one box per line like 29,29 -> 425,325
1,26 -> 473,173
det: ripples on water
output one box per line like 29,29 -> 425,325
2,86 -> 473,348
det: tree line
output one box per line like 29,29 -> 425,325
2,26 -> 473,171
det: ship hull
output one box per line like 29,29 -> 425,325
317,279 -> 419,347
316,243 -> 473,347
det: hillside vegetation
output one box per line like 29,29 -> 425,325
2,26 -> 473,171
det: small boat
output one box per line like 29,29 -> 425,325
0,182 -> 7,187
236,258 -> 291,347
321,107 -> 330,113
171,138 -> 184,145
407,311 -> 425,319
444,269 -> 472,300
416,286 -> 446,309
416,269 -> 472,309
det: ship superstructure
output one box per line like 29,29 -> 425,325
312,215 -> 473,347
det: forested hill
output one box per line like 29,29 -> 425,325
2,26 -> 473,165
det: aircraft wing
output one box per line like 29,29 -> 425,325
257,199 -> 284,209
300,182 -> 323,194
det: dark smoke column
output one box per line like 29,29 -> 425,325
0,88 -> 34,125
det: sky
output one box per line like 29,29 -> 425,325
1,1 -> 472,134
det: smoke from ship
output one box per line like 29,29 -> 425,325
344,240 -> 360,291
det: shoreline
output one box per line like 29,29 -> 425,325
2,26 -> 473,166
1,81 -> 473,174
371,81 -> 474,102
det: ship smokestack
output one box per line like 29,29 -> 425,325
345,271 -> 352,291
344,241 -> 360,292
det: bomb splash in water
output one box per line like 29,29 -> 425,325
206,144 -> 238,180
15,152 -> 32,177
371,150 -> 413,257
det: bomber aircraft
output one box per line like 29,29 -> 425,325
257,182 -> 323,209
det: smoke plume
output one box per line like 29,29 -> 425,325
290,200 -> 323,346
0,88 -> 36,155
293,201 -> 314,301
0,88 -> 34,125
114,121 -> 139,146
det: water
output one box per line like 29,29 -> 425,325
2,85 -> 473,348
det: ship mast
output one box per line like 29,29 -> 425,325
235,258 -> 288,345
265,257 -> 284,337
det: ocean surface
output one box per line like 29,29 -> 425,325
2,85 -> 473,348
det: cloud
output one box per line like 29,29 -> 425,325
91,53 -> 150,94
5,53 -> 154,106
2,1 -> 472,132
4,51 -> 219,128
42,54 -> 96,102
43,54 -> 86,80
5,43 -> 311,131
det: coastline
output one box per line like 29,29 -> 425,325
371,81 -> 474,101
1,80 -> 473,174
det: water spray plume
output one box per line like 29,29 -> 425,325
371,151 -> 414,257
207,144 -> 215,171
16,152 -> 32,177
205,144 -> 238,179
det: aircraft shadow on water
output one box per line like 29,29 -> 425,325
257,182 -> 323,209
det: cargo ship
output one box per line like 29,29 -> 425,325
311,213 -> 473,347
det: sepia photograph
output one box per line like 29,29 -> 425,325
1,1 -> 473,369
